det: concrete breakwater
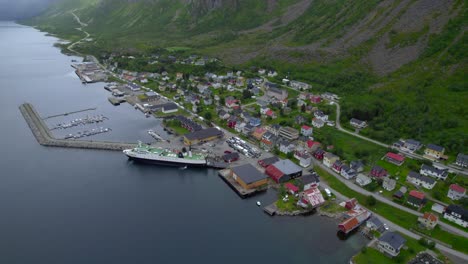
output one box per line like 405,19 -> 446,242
19,103 -> 136,151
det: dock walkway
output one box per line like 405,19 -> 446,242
20,103 -> 135,151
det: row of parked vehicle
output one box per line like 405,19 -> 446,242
226,137 -> 261,158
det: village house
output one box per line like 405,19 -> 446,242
310,95 -> 321,104
383,177 -> 396,191
431,203 -> 445,214
261,133 -> 278,150
223,152 -> 240,163
235,122 -> 246,133
301,125 -> 313,136
350,118 -> 367,129
418,212 -> 438,230
323,152 -> 339,168
231,164 -> 268,190
267,70 -> 278,77
367,216 -> 385,233
378,232 -> 406,257
313,148 -> 325,160
322,92 -> 339,101
294,150 -> 312,168
424,144 -> 446,160
312,118 -> 325,128
252,127 -> 267,141
448,184 -> 466,200
161,103 -> 179,114
306,140 -> 321,152
407,190 -> 426,208
266,124 -> 281,136
420,164 -> 448,180
350,160 -> 365,173
356,174 -> 372,187
314,110 -> 328,122
299,173 -> 320,190
290,80 -> 311,90
284,182 -> 299,195
402,139 -> 422,152
370,165 -> 388,179
279,126 -> 299,140
258,156 -> 280,168
265,83 -> 288,101
227,117 -> 237,129
298,184 -> 325,208
218,110 -> 230,120
407,171 -> 436,190
385,152 -> 405,166
260,106 -> 270,115
265,109 -> 276,119
443,204 -> 468,228
249,117 -> 261,127
265,159 -> 303,183
456,153 -> 468,168
279,140 -> 295,154
393,186 -> 407,200
225,96 -> 239,109
332,160 -> 344,173
295,115 -> 307,125
243,123 -> 254,135
340,165 -> 357,180
173,116 -> 202,132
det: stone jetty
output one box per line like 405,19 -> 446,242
19,103 -> 135,151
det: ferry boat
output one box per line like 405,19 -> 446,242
123,142 -> 207,167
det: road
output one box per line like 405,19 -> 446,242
333,101 -> 468,176
67,11 -> 90,55
320,180 -> 468,263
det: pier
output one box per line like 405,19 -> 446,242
43,107 -> 97,120
19,103 -> 136,151
217,169 -> 266,198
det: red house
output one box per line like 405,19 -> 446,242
385,152 -> 405,166
227,118 -> 237,128
310,95 -> 322,104
370,165 -> 388,179
284,182 -> 299,194
332,160 -> 344,173
265,165 -> 286,183
345,198 -> 358,210
313,148 -> 325,160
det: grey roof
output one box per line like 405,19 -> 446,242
259,156 -> 280,166
232,164 -> 268,184
457,153 -> 468,163
350,160 -> 364,169
427,144 -> 444,152
350,118 -> 365,125
445,204 -> 468,222
299,173 -> 320,185
145,91 -> 158,97
379,232 -> 406,249
184,128 -> 223,140
273,159 -> 302,175
368,216 -> 384,229
408,171 -> 435,184
161,103 -> 178,111
265,82 -> 278,89
405,139 -> 421,146
421,164 -> 447,175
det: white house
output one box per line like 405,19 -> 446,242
444,205 -> 468,228
314,110 -> 328,122
340,165 -> 357,180
420,164 -> 448,181
312,118 -> 324,128
356,174 -> 372,187
407,171 -> 436,190
448,184 -> 466,200
301,125 -> 313,136
378,232 -> 406,257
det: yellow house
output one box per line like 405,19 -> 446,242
323,152 -> 339,168
425,144 -> 445,159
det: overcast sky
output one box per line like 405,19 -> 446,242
0,0 -> 57,20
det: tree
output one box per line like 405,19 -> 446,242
242,89 -> 252,99
204,112 -> 212,121
301,104 -> 306,113
219,96 -> 225,105
366,195 -> 377,206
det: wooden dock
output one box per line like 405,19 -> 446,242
263,203 -> 277,216
42,107 -> 97,120
19,103 -> 136,151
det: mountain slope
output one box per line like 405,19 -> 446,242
24,0 -> 467,154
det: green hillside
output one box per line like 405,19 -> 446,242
23,0 -> 468,154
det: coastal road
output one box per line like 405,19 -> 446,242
333,101 -> 468,176
312,159 -> 468,239
320,181 -> 468,264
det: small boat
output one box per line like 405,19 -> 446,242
256,201 -> 261,206
179,165 -> 188,170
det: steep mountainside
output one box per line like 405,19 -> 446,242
24,0 -> 467,153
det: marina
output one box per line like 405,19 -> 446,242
64,127 -> 111,139
51,114 -> 108,130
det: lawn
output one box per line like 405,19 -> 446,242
353,234 -> 436,264
313,126 -> 388,168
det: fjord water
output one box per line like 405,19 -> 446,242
0,22 -> 365,264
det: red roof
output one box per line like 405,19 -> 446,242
302,125 -> 311,130
266,109 -> 274,116
284,182 -> 299,192
339,217 -> 360,233
307,140 -> 320,148
422,212 -> 438,222
386,152 -> 405,162
265,165 -> 285,183
450,184 -> 466,193
409,190 -> 425,200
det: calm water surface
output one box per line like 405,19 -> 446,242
0,22 -> 366,264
